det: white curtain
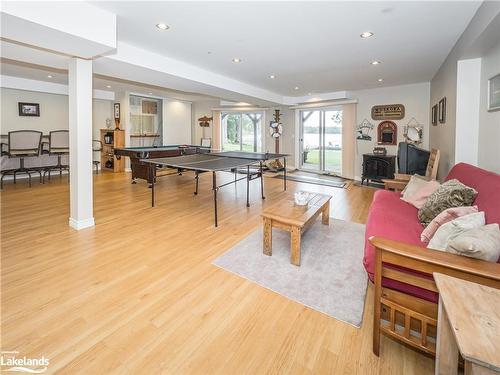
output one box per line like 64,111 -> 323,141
211,110 -> 221,151
341,104 -> 356,179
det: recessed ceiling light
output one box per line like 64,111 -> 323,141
371,60 -> 382,65
294,86 -> 299,91
47,75 -> 53,78
106,85 -> 111,88
360,31 -> 374,39
377,78 -> 383,82
232,58 -> 242,63
269,74 -> 275,79
156,23 -> 170,30
148,92 -> 153,95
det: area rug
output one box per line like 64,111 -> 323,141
273,174 -> 347,188
212,219 -> 367,327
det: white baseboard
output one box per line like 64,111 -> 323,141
69,217 -> 95,230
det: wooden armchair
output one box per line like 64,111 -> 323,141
370,236 -> 500,357
383,148 -> 440,192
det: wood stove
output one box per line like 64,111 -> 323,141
362,154 -> 396,185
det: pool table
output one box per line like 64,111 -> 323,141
114,145 -> 210,183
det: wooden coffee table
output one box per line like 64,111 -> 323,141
261,192 -> 332,266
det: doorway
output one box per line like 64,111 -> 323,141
299,108 -> 343,175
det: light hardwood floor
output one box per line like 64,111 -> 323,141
1,172 -> 434,374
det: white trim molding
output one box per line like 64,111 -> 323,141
69,217 -> 95,230
289,99 -> 358,110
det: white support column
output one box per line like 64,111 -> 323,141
68,57 -> 95,230
455,58 -> 481,166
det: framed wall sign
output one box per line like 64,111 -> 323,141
438,97 -> 446,124
18,102 -> 40,117
371,104 -> 405,120
377,121 -> 397,145
431,104 -> 438,126
114,103 -> 120,119
488,73 -> 500,111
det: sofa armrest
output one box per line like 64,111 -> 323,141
370,235 -> 500,357
369,236 -> 500,287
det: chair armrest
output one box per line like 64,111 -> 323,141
382,179 -> 408,191
393,173 -> 412,181
369,236 -> 500,286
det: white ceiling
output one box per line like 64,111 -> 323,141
93,1 -> 481,96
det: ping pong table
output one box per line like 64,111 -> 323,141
141,151 -> 288,226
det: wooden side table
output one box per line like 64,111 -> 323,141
434,273 -> 500,375
261,192 -> 332,266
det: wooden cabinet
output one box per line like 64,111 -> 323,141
100,129 -> 125,172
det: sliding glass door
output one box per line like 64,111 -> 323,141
221,112 -> 262,152
299,108 -> 343,175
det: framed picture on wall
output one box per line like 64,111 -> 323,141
438,97 -> 446,124
114,103 -> 120,120
431,104 -> 438,126
18,102 -> 40,117
488,73 -> 500,111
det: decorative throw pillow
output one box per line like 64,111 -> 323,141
401,180 -> 441,209
418,179 -> 477,226
401,174 -> 428,199
447,224 -> 500,262
428,212 -> 485,250
420,205 -> 478,243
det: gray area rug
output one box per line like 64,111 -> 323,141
212,219 -> 367,327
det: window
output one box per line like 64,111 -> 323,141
221,112 -> 262,152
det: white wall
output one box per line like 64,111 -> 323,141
351,82 -> 431,180
478,42 -> 500,173
191,99 -> 219,145
162,99 -> 192,144
0,87 -> 112,140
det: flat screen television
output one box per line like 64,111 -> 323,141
397,142 -> 430,176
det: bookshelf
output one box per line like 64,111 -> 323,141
100,129 -> 125,172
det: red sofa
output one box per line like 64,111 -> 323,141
363,163 -> 500,303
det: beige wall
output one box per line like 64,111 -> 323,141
430,3 -> 500,177
1,88 -> 113,142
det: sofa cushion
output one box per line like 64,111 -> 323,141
363,189 -> 425,280
402,180 -> 440,209
418,179 -> 477,226
428,212 -> 485,250
445,163 -> 500,225
421,205 -> 478,243
446,224 -> 500,262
